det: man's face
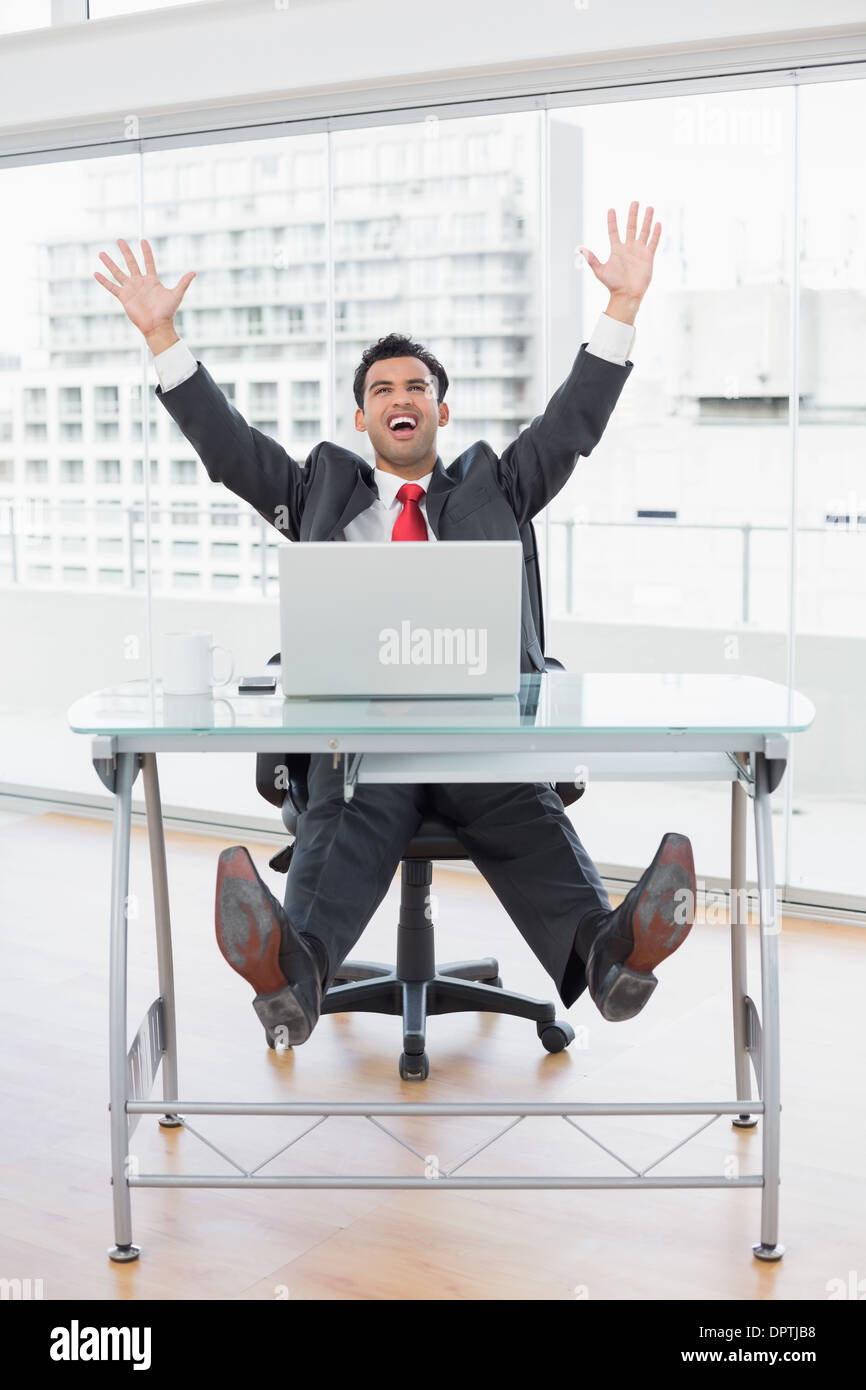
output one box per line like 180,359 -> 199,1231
355,355 -> 449,471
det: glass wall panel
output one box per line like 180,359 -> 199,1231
330,112 -> 544,473
0,155 -> 151,799
137,134 -> 330,821
545,90 -> 795,889
789,77 -> 866,903
139,132 -> 329,613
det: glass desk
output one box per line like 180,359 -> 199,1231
68,671 -> 816,1264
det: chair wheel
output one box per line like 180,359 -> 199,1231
538,1021 -> 575,1054
399,1051 -> 429,1081
266,1029 -> 292,1053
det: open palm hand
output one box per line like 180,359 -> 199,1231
579,202 -> 661,302
94,238 -> 195,338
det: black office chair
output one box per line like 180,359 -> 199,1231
254,521 -> 585,1080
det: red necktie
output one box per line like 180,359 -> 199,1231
392,482 -> 428,541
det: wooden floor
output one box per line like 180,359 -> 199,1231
0,806 -> 863,1301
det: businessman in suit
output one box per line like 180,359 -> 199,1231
95,201 -> 697,1049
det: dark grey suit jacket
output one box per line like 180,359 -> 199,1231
155,343 -> 633,672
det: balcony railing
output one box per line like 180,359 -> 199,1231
1,500 -> 864,630
0,500 -> 279,596
548,516 -> 865,629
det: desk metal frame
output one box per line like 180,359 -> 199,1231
88,725 -> 789,1264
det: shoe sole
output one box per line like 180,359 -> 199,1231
626,832 -> 696,973
595,832 -> 696,1022
215,846 -> 289,996
215,847 -> 318,1046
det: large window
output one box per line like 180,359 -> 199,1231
789,78 -> 866,904
0,73 -> 863,912
542,90 -> 794,894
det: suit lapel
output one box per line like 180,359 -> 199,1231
324,455 -> 456,541
325,464 -> 379,539
423,456 -> 457,539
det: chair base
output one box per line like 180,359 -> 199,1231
315,957 -> 574,1079
268,852 -> 577,1077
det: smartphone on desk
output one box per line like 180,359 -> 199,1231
237,675 -> 278,694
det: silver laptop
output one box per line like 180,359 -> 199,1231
278,540 -> 523,698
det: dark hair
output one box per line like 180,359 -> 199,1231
353,332 -> 449,411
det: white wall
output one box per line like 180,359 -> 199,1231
0,0 -> 865,138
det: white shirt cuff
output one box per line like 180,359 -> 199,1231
585,311 -> 636,366
153,338 -> 198,392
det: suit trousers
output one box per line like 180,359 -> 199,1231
282,752 -> 612,1010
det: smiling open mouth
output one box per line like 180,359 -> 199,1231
388,415 -> 418,435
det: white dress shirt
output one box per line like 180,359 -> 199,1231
152,312 -> 636,543
339,464 -> 437,543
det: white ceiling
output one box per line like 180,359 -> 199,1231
0,0 -> 864,136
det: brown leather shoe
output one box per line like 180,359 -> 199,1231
585,832 -> 696,1022
215,845 -> 322,1046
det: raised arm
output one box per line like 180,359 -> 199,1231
154,359 -> 316,541
495,346 -> 633,525
497,200 -> 660,524
95,237 -> 312,538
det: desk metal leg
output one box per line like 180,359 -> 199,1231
141,753 -> 182,1130
731,765 -> 757,1129
108,751 -> 141,1263
752,752 -> 784,1262
91,737 -> 782,1265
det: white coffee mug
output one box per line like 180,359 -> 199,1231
161,631 -> 236,696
